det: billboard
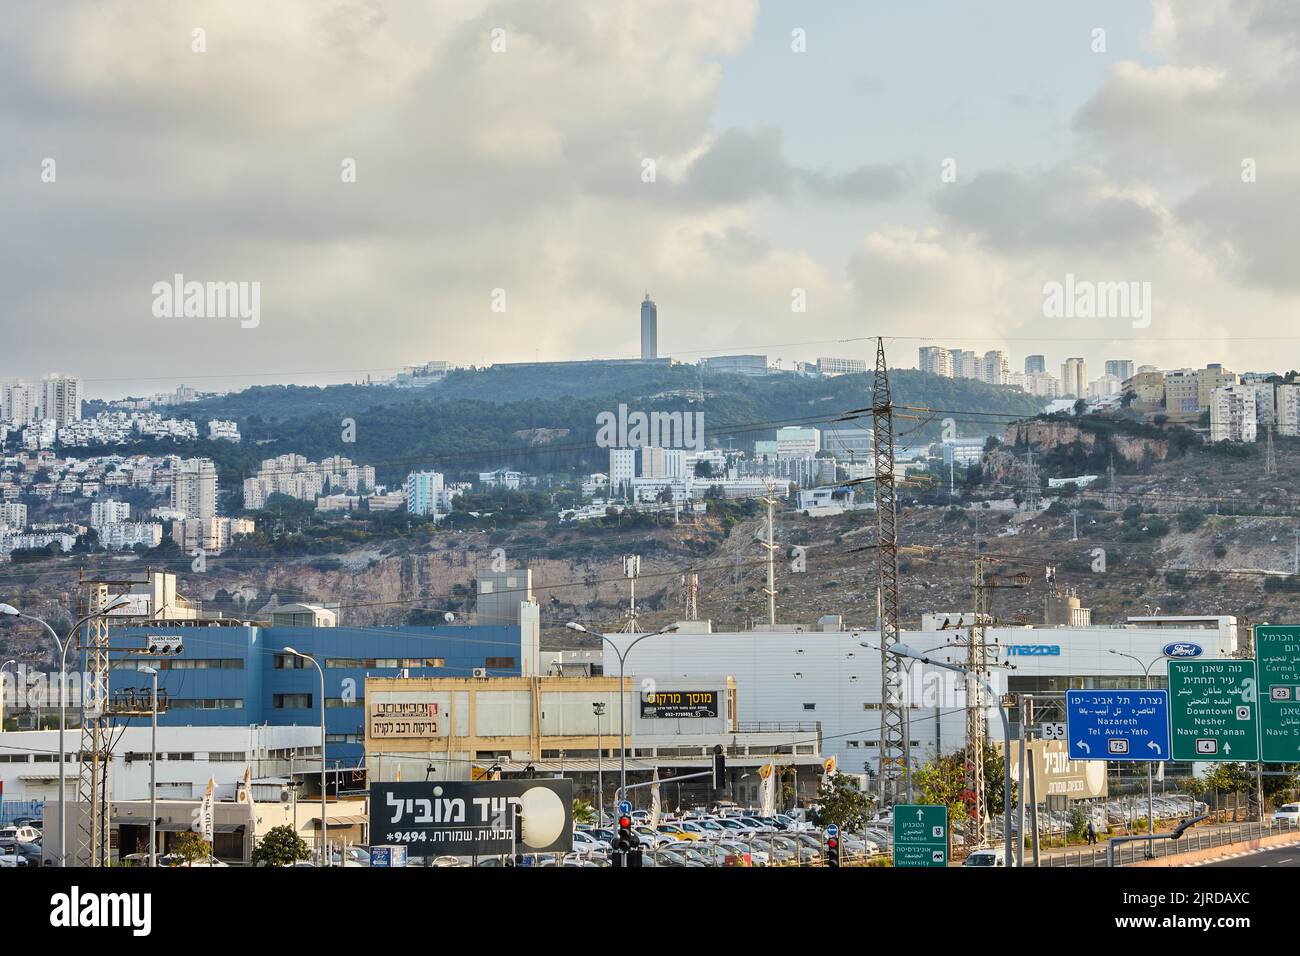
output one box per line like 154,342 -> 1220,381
640,689 -> 718,719
369,702 -> 439,738
1005,740 -> 1108,800
370,780 -> 574,857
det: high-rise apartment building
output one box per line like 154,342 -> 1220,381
171,458 -> 218,519
1061,358 -> 1087,398
405,471 -> 445,516
0,382 -> 41,425
918,347 -> 954,377
41,374 -> 82,426
640,294 -> 657,360
949,349 -> 979,379
1104,359 -> 1134,382
1278,384 -> 1300,437
1210,386 -> 1258,443
1025,355 -> 1046,374
981,350 -> 1010,385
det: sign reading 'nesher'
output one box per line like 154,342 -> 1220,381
640,690 -> 718,719
371,780 -> 574,857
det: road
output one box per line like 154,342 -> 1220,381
1204,845 -> 1300,868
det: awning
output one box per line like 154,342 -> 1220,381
308,815 -> 367,829
110,818 -> 245,834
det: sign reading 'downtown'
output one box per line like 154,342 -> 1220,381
371,780 -> 574,858
640,690 -> 719,719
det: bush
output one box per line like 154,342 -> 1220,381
251,825 -> 311,867
1177,508 -> 1205,533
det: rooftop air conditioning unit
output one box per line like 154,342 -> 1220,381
472,667 -> 488,679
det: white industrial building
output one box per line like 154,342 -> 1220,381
0,725 -> 322,805
602,614 -> 1239,793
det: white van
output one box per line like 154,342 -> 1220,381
962,847 -> 1006,867
1272,804 -> 1300,827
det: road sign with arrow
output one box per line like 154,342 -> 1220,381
1065,689 -> 1170,762
892,804 -> 948,868
1256,626 -> 1300,764
1168,659 -> 1259,762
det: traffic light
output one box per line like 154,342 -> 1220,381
712,744 -> 726,789
826,834 -> 840,868
616,814 -> 634,852
513,809 -> 525,866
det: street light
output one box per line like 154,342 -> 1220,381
592,701 -> 606,823
0,659 -> 16,729
282,647 -> 328,867
566,621 -> 679,802
0,595 -> 131,866
890,643 -> 1014,866
1108,649 -> 1164,854
138,665 -> 159,867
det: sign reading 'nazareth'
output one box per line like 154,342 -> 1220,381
892,804 -> 948,868
369,702 -> 439,738
1256,625 -> 1300,763
371,780 -> 574,857
640,690 -> 718,719
1066,689 -> 1170,761
1168,659 -> 1259,762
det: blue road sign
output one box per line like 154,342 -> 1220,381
826,824 -> 839,839
1066,689 -> 1170,762
619,800 -> 632,815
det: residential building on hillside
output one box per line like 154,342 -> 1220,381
172,457 -> 218,519
1210,385 -> 1258,443
919,347 -> 954,377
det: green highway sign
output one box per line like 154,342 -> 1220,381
1256,626 -> 1300,763
892,804 -> 948,868
1168,659 -> 1259,762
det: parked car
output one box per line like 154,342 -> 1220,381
1272,803 -> 1300,827
159,852 -> 229,868
655,823 -> 700,842
0,825 -> 40,848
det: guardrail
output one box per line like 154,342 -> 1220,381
1041,819 -> 1300,867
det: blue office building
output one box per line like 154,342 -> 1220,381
108,622 -> 530,768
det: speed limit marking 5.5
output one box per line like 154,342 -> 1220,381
1040,722 -> 1067,741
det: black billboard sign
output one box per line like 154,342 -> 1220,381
370,780 -> 574,857
640,689 -> 718,719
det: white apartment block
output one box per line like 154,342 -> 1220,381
0,382 -> 41,425
1087,375 -> 1123,399
918,347 -> 954,377
22,420 -> 56,450
0,502 -> 28,528
1278,384 -> 1300,437
1210,385 -> 1258,443
949,349 -> 980,379
1009,371 -> 1061,398
98,521 -> 163,550
207,420 -> 241,442
980,350 -> 1010,385
638,445 -> 687,479
1240,382 -> 1276,426
171,516 -> 254,554
1061,358 -> 1087,398
404,470 -> 445,516
40,375 -> 82,427
172,457 -> 218,518
816,356 -> 868,377
608,448 -> 635,495
772,426 -> 821,458
90,499 -> 131,527
241,454 -> 373,509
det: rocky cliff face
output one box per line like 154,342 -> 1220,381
1002,421 -> 1170,464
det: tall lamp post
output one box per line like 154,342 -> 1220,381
566,622 -> 678,802
0,659 -> 15,731
1108,649 -> 1163,855
138,665 -> 159,867
283,647 -> 328,867
592,701 -> 606,824
0,596 -> 131,866
890,643 -> 1014,866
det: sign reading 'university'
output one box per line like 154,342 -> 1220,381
640,690 -> 718,719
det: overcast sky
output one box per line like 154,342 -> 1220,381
1,0 -> 1295,399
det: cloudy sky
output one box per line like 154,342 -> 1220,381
1,0 -> 1295,399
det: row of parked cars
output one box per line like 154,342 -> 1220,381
0,821 -> 46,867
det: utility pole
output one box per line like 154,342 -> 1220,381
871,337 -> 907,805
1071,509 -> 1079,541
965,558 -> 989,848
77,577 -> 115,867
681,573 -> 699,622
1107,453 -> 1117,511
1266,423 -> 1277,476
1024,446 -> 1040,512
760,485 -> 778,627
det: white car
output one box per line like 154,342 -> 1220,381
963,848 -> 1005,868
1272,803 -> 1300,827
570,831 -> 608,858
0,826 -> 40,847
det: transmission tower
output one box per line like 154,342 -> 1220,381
1107,454 -> 1118,511
1266,423 -> 1278,476
964,558 -> 990,848
870,337 -> 907,803
1023,446 -> 1040,512
76,577 -> 116,866
760,484 -> 778,626
681,573 -> 699,621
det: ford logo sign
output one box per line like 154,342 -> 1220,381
1163,642 -> 1203,659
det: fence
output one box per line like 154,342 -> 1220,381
0,799 -> 42,825
1041,819 -> 1300,867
